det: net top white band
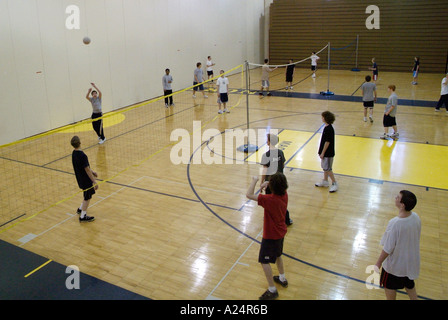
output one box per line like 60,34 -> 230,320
247,43 -> 328,68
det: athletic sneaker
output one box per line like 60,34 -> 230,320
259,289 -> 278,300
329,182 -> 338,193
192,94 -> 196,98
363,117 -> 367,122
98,138 -> 106,144
267,92 -> 272,96
390,132 -> 399,138
204,95 -> 208,98
273,276 -> 288,288
79,215 -> 95,222
224,108 -> 230,113
315,180 -> 330,187
369,116 -> 373,123
165,103 -> 169,108
435,108 -> 440,112
218,110 -> 223,114
312,73 -> 316,78
290,86 -> 293,90
76,208 -> 81,214
380,133 -> 388,139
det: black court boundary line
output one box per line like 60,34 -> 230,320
236,85 -> 437,108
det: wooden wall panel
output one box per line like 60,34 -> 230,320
269,0 -> 448,73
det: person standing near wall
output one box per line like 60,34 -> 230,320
285,59 -> 295,89
206,56 -> 215,83
310,52 -> 320,78
412,56 -> 420,85
162,68 -> 174,107
193,62 -> 208,99
259,59 -> 277,96
369,58 -> 379,83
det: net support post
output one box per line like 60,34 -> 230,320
320,42 -> 334,96
237,61 -> 258,153
351,35 -> 361,72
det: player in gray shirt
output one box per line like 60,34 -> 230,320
380,85 -> 399,139
193,62 -> 208,98
162,68 -> 174,107
86,83 -> 106,144
361,75 -> 377,123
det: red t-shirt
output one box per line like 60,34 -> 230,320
257,192 -> 288,240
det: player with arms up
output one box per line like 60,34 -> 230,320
246,173 -> 289,300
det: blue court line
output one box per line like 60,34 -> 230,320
186,132 -> 433,300
239,88 -> 437,108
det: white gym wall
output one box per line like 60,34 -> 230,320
0,0 -> 267,145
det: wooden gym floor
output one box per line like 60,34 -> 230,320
0,67 -> 447,300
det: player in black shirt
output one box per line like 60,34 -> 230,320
260,134 -> 293,226
71,136 -> 97,222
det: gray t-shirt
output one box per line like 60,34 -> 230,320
90,97 -> 102,113
361,82 -> 376,101
385,92 -> 398,117
194,68 -> 203,83
162,74 -> 173,90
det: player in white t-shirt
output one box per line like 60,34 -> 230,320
375,190 -> 421,300
216,70 -> 230,114
435,73 -> 448,112
206,56 -> 215,83
310,52 -> 320,78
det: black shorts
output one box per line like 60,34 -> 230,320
219,93 -> 228,103
363,101 -> 374,108
83,187 -> 95,201
207,70 -> 213,76
286,74 -> 293,82
383,114 -> 396,127
193,82 -> 204,91
380,268 -> 415,290
311,66 -> 316,71
258,238 -> 284,264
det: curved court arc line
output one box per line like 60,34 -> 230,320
187,130 -> 433,300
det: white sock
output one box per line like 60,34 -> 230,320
279,274 -> 286,282
80,211 -> 86,218
268,286 -> 277,293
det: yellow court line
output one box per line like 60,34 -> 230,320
246,129 -> 448,190
24,259 -> 53,278
0,65 -> 246,234
281,129 -> 448,190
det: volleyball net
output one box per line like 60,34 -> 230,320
246,35 -> 360,94
0,64 -> 245,232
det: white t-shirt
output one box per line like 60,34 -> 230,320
207,60 -> 214,72
311,54 -> 319,66
216,76 -> 229,93
380,211 -> 421,279
441,77 -> 448,95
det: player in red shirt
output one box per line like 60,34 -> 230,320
246,172 -> 289,300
